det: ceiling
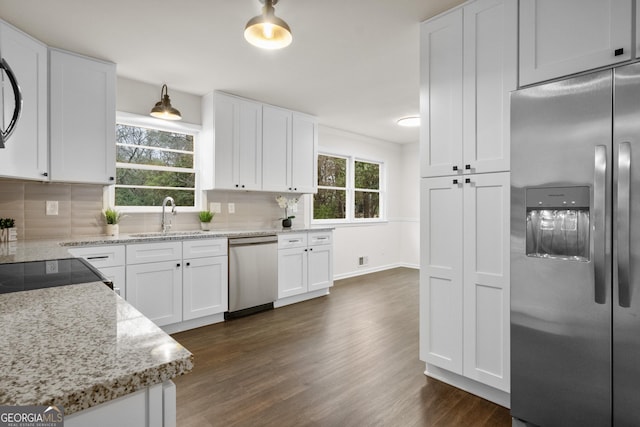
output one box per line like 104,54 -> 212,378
0,0 -> 463,144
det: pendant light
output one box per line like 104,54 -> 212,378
244,0 -> 292,50
150,84 -> 182,121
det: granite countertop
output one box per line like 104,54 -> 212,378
0,227 -> 334,263
0,282 -> 193,415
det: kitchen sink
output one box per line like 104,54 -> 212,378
128,231 -> 209,238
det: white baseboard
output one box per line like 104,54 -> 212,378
274,288 -> 330,308
333,262 -> 419,281
162,313 -> 225,334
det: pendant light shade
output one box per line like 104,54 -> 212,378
150,84 -> 182,121
244,0 -> 292,50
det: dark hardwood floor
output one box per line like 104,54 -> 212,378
172,267 -> 511,427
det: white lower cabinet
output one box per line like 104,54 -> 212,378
278,231 -> 333,299
127,260 -> 183,327
182,239 -> 228,321
420,172 -> 510,394
66,381 -> 176,427
67,245 -> 126,298
126,239 -> 228,328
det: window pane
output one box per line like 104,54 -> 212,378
116,124 -> 194,151
318,155 -> 347,187
313,189 -> 346,219
115,187 -> 194,207
355,191 -> 380,219
354,161 -> 380,190
117,146 -> 193,168
116,169 -> 195,188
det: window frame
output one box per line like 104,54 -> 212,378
312,152 -> 386,225
108,111 -> 203,213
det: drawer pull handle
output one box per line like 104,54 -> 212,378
87,255 -> 109,260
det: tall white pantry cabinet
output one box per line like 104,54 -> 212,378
419,0 -> 515,406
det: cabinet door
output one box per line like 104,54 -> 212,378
420,9 -> 463,178
100,265 -> 126,299
519,0 -> 632,86
213,93 -> 262,190
212,93 -> 236,189
462,0 -> 515,174
308,244 -> 333,291
0,22 -> 48,180
462,172 -> 510,392
290,113 -> 317,193
419,176 -> 463,374
126,261 -> 182,326
262,105 -> 291,192
278,247 -> 307,298
183,256 -> 228,320
49,49 -> 116,184
237,99 -> 262,190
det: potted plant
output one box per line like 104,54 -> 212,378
0,218 -> 17,242
199,210 -> 215,231
276,195 -> 298,228
103,207 -> 123,236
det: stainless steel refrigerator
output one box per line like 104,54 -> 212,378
511,61 -> 640,426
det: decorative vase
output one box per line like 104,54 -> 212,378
282,218 -> 292,228
200,222 -> 212,231
106,224 -> 119,237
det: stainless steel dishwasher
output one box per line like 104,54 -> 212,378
226,235 -> 278,319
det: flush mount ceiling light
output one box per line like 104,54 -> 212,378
397,116 -> 420,127
150,84 -> 182,121
244,0 -> 292,50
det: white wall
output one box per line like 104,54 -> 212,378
117,77 -> 202,125
313,126 -> 419,279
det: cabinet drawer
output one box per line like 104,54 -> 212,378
126,241 -> 182,265
67,245 -> 125,268
183,238 -> 228,258
308,231 -> 332,246
278,233 -> 307,249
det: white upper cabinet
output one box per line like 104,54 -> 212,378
262,105 -> 290,192
420,9 -> 463,178
420,0 -> 515,177
519,0 -> 632,86
0,21 -> 48,180
202,91 -> 262,191
262,106 -> 317,193
49,49 -> 116,184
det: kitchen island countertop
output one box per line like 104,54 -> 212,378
0,281 -> 193,415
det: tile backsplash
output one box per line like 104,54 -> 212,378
0,179 -> 306,240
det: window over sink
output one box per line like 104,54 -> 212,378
313,153 -> 384,223
109,112 -> 201,211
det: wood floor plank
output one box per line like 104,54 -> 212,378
172,267 -> 511,426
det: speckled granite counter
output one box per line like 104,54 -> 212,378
0,227 -> 334,263
0,282 -> 193,415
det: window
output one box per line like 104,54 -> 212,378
112,112 -> 200,210
314,154 -> 384,222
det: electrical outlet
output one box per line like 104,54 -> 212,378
210,202 -> 221,214
45,260 -> 58,274
358,256 -> 369,267
46,201 -> 59,216
228,203 -> 235,214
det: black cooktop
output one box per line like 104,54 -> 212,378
0,258 -> 112,294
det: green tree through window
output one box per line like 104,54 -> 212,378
314,154 -> 382,221
115,124 -> 196,207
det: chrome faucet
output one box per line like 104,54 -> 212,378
161,196 -> 177,233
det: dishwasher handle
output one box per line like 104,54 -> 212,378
229,235 -> 278,246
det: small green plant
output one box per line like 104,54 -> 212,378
103,208 -> 122,225
0,218 -> 15,229
198,210 -> 215,223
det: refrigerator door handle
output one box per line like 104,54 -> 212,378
594,145 -> 607,304
617,142 -> 631,308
